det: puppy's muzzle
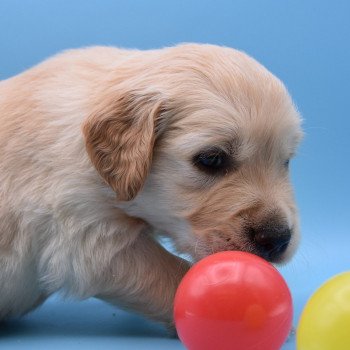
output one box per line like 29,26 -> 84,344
248,222 -> 291,262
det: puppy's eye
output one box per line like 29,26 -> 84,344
193,149 -> 231,175
284,159 -> 290,169
199,154 -> 224,168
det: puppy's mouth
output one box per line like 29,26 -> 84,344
191,228 -> 292,264
194,241 -> 289,264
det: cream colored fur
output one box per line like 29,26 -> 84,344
0,44 -> 302,326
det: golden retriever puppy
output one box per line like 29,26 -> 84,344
0,44 -> 302,326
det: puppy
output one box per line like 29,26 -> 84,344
0,44 -> 302,326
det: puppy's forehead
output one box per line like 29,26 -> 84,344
159,45 -> 303,157
167,91 -> 302,160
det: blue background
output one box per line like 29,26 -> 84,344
0,1 -> 349,349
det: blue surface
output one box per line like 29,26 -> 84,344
1,1 -> 349,349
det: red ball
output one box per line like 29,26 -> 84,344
174,251 -> 293,350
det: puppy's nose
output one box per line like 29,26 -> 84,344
251,224 -> 291,262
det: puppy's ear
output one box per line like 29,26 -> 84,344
83,90 -> 165,201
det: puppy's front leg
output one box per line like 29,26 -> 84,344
97,231 -> 190,326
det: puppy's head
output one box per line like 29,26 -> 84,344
83,44 -> 303,264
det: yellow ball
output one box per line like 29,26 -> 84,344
297,271 -> 350,350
